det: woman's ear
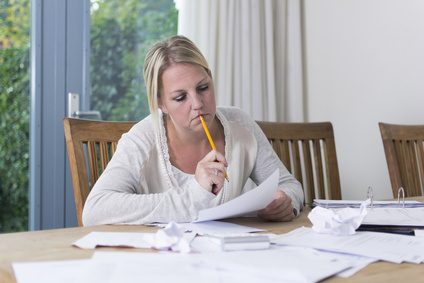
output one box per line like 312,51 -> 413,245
158,103 -> 168,114
157,97 -> 167,114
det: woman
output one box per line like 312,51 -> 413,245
82,35 -> 304,226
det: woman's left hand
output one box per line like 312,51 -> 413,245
257,190 -> 294,222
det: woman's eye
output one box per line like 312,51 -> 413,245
175,95 -> 186,102
198,85 -> 209,92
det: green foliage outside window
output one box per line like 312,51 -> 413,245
90,0 -> 178,121
0,0 -> 30,233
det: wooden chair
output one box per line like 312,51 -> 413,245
379,122 -> 424,198
63,118 -> 136,226
256,121 -> 342,204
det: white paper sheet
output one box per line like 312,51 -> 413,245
72,231 -> 153,249
184,220 -> 266,235
272,227 -> 424,264
80,248 -> 354,283
335,255 -> 377,278
415,230 -> 424,237
195,169 -> 279,222
13,259 -> 90,283
362,207 -> 424,226
190,236 -> 376,278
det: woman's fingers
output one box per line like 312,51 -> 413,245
257,190 -> 294,222
203,149 -> 227,166
195,150 -> 227,195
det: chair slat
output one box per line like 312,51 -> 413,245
291,140 -> 303,186
273,139 -> 283,167
86,141 -> 99,187
322,137 -> 341,200
416,140 -> 424,196
396,140 -> 409,194
417,140 -> 424,195
282,140 -> 291,172
313,139 -> 326,199
401,140 -> 415,197
111,142 -> 118,155
99,141 -> 110,173
302,140 -> 315,202
408,141 -> 420,196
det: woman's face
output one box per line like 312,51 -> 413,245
159,63 -> 216,133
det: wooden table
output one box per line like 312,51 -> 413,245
1,198 -> 424,283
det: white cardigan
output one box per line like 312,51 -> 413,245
82,106 -> 304,225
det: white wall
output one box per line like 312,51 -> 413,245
303,0 -> 424,200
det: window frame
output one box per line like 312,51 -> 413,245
30,0 -> 90,230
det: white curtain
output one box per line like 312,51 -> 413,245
175,0 -> 304,122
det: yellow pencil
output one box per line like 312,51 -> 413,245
199,115 -> 229,182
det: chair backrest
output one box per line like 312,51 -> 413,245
256,121 -> 342,204
379,122 -> 424,197
63,118 -> 136,226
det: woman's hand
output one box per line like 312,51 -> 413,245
257,190 -> 295,222
195,150 -> 227,195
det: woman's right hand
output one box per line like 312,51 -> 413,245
195,150 -> 227,195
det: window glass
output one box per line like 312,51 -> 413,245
90,0 -> 178,121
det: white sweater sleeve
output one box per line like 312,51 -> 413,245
82,119 -> 216,226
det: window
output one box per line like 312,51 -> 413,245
0,0 -> 30,232
90,0 -> 178,121
29,0 -> 178,230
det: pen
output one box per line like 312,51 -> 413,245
199,114 -> 229,182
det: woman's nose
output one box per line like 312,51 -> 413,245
191,94 -> 203,110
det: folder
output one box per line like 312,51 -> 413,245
313,187 -> 424,236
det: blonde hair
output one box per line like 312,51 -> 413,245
143,35 -> 210,128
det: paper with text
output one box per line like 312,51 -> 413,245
273,227 -> 424,264
362,207 -> 424,226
